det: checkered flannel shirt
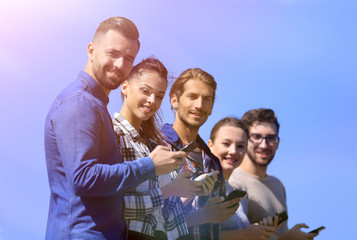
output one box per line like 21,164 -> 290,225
113,113 -> 189,239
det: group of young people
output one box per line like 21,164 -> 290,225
44,17 -> 319,240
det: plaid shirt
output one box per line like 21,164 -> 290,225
161,124 -> 226,240
113,114 -> 189,239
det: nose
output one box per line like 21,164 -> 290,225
147,93 -> 155,103
259,139 -> 269,149
193,97 -> 203,109
113,57 -> 124,70
228,145 -> 237,155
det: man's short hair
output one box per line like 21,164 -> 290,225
241,108 -> 280,134
169,68 -> 217,107
93,16 -> 140,49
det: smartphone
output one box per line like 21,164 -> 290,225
224,189 -> 247,202
309,226 -> 326,234
273,211 -> 288,225
180,141 -> 199,153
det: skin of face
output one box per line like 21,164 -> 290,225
120,70 -> 167,130
171,79 -> 214,131
246,121 -> 280,167
208,126 -> 247,179
86,30 -> 139,95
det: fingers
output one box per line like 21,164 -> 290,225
212,171 -> 219,181
222,197 -> 242,208
194,172 -> 218,196
273,213 -> 279,227
200,181 -> 209,194
295,223 -> 309,229
202,177 -> 214,190
194,173 -> 208,181
154,145 -> 170,151
204,174 -> 216,186
177,171 -> 192,179
307,233 -> 317,239
261,217 -> 268,226
207,196 -> 224,204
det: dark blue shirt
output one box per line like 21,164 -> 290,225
44,71 -> 156,239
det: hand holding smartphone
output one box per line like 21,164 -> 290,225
222,189 -> 247,208
309,226 -> 326,234
224,189 -> 247,202
272,211 -> 288,225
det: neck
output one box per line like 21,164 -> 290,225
223,168 -> 233,181
239,155 -> 267,178
84,61 -> 110,96
172,119 -> 199,145
119,105 -> 142,132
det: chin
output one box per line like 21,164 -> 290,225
142,114 -> 154,121
223,163 -> 238,170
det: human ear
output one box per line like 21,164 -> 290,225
170,94 -> 179,109
121,81 -> 128,97
207,139 -> 214,152
87,42 -> 94,62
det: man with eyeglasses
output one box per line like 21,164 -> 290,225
229,108 -> 317,240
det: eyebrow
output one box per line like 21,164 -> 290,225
140,84 -> 165,93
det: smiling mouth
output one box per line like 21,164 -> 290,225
190,112 -> 204,118
143,106 -> 153,112
224,158 -> 238,164
256,152 -> 270,158
109,70 -> 122,78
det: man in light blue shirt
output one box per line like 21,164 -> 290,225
44,17 -> 185,240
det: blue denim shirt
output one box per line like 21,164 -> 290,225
44,71 -> 156,240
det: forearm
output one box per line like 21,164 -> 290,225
277,231 -> 290,240
184,209 -> 206,227
71,157 -> 156,196
161,182 -> 176,199
181,195 -> 196,206
221,229 -> 251,240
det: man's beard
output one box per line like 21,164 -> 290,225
246,149 -> 275,167
93,65 -> 125,91
177,108 -> 205,131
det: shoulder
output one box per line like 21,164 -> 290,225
228,168 -> 254,190
112,113 -> 126,135
266,174 -> 285,188
265,174 -> 286,196
160,123 -> 179,143
48,84 -> 105,127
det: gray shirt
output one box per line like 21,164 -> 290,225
228,168 -> 289,235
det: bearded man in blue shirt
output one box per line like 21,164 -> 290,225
44,17 -> 185,240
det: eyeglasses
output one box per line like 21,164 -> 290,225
249,134 -> 279,145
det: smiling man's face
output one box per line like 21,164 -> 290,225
171,79 -> 214,130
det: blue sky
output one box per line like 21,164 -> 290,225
0,0 -> 356,239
